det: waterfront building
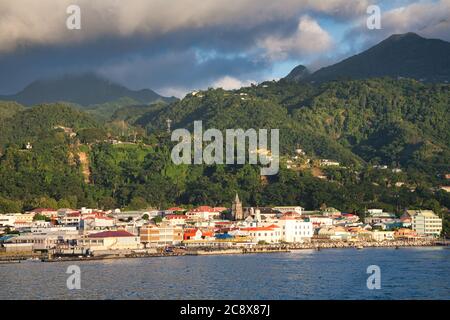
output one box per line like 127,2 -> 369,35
316,226 -> 351,241
240,224 -> 281,243
78,230 -> 141,252
370,230 -> 395,242
275,216 -> 313,243
409,210 -> 442,237
140,222 -> 183,246
394,228 -> 418,239
3,231 -> 79,252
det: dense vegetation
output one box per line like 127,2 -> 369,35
136,78 -> 450,173
0,78 -> 448,235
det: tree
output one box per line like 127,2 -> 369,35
127,197 -> 148,210
0,197 -> 22,213
152,216 -> 163,224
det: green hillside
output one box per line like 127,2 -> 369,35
134,78 -> 450,172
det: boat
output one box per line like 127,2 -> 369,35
24,257 -> 41,262
356,245 -> 364,250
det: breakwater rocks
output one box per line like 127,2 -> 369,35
1,240 -> 444,263
288,239 -> 439,250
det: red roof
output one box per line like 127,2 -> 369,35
88,230 -> 135,238
67,212 -> 81,217
82,215 -> 114,221
241,224 -> 280,232
184,229 -> 200,237
192,206 -> 215,212
167,207 -> 184,211
201,231 -> 214,237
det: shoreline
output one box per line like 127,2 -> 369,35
1,240 -> 446,264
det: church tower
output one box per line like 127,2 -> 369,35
232,193 -> 244,220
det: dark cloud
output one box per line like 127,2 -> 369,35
0,0 -> 448,97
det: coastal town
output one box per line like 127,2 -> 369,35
0,194 -> 445,262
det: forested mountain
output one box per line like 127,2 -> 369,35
0,101 -> 24,122
134,78 -> 450,172
0,103 -> 99,149
0,73 -> 176,107
287,33 -> 450,83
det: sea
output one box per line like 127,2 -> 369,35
1,247 -> 449,300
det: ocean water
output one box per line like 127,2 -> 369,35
1,247 -> 449,300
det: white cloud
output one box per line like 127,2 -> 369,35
380,0 -> 450,41
212,76 -> 255,90
259,15 -> 334,60
346,0 -> 450,46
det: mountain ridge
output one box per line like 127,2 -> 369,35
286,32 -> 450,83
0,73 -> 177,107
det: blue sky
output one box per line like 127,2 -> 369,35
0,0 -> 448,98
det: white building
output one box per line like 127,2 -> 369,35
410,210 -> 442,237
0,213 -> 35,227
4,231 -> 79,251
0,214 -> 19,227
275,218 -> 313,243
240,224 -> 281,243
272,206 -> 304,215
81,216 -> 115,230
59,212 -> 81,226
31,225 -> 78,234
164,215 -> 187,226
307,216 -> 333,227
78,230 -> 141,252
370,230 -> 395,241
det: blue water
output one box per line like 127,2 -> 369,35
1,247 -> 449,299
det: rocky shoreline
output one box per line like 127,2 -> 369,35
0,240 -> 446,263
